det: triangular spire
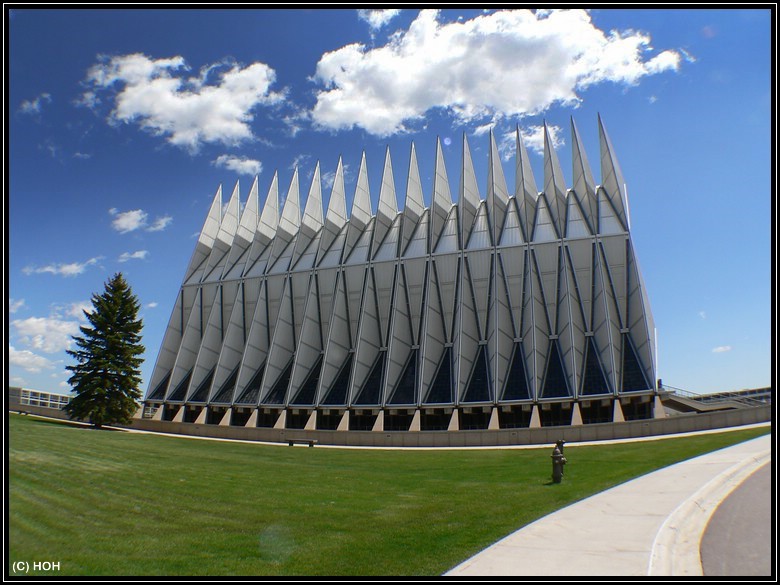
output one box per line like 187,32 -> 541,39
570,118 -> 598,235
345,151 -> 372,259
242,173 -> 279,277
203,180 -> 240,281
258,172 -> 280,244
515,127 -> 538,242
320,157 -> 347,259
223,176 -> 259,278
269,168 -> 300,269
401,142 -> 425,255
293,162 -> 323,267
459,133 -> 481,249
373,146 -> 398,256
183,185 -> 222,281
598,114 -> 629,231
543,122 -> 566,239
431,137 -> 453,251
488,130 -> 509,246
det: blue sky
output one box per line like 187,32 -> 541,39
7,8 -> 772,396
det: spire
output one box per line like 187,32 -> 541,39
269,168 -> 300,267
345,151 -> 372,259
183,184 -> 222,281
258,172 -> 279,246
598,114 -> 629,231
222,176 -> 259,278
431,137 -> 453,250
570,118 -> 598,235
320,156 -> 347,258
401,142 -> 425,255
372,146 -> 398,254
293,162 -> 324,266
459,133 -> 481,248
543,122 -> 567,239
488,129 -> 509,246
515,127 -> 538,242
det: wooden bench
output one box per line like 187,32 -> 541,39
287,439 -> 318,447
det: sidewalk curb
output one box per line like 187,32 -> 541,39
647,437 -> 772,576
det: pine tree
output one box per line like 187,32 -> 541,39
65,273 -> 145,428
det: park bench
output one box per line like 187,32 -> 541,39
287,439 -> 318,447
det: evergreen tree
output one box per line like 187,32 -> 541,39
65,273 -> 145,428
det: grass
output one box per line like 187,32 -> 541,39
7,413 -> 768,576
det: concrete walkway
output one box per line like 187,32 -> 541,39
445,432 -> 771,577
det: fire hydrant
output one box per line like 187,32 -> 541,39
551,445 -> 567,484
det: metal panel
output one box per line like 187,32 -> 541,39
401,143 -> 425,255
533,196 -> 559,243
499,199 -> 524,247
403,210 -> 429,258
515,128 -> 539,243
459,134 -> 481,251
165,287 -> 206,401
208,284 -> 247,403
345,152 -> 372,259
318,270 -> 352,403
488,130 -> 509,247
183,186 -> 222,283
570,119 -> 598,235
372,148 -> 398,259
543,124 -> 567,240
319,158 -> 348,264
598,114 -> 629,231
431,138 -> 453,251
222,177 -> 258,279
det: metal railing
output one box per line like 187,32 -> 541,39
662,384 -> 771,408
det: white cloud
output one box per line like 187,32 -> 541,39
9,345 -> 57,373
698,311 -> 707,320
118,250 -> 149,263
22,256 -> 103,277
82,53 -> 285,152
110,208 -> 172,232
110,208 -> 148,233
358,9 -> 401,31
19,93 -> 52,115
64,301 -> 93,320
147,215 -> 173,232
312,9 -> 682,136
712,346 -> 732,353
213,154 -> 262,176
146,301 -> 158,309
9,298 -> 25,314
12,316 -> 81,354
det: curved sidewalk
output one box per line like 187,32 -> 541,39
445,432 -> 771,577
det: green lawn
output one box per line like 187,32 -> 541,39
7,413 -> 768,576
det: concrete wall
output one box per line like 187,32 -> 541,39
121,405 -> 771,447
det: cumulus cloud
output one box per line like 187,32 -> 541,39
712,346 -> 732,353
213,154 -> 262,176
147,215 -> 173,232
357,9 -> 401,31
110,208 -> 148,233
118,250 -> 149,263
22,256 -> 103,277
109,208 -> 172,232
312,9 -> 682,136
9,346 -> 57,373
12,316 -> 81,354
19,93 -> 52,115
9,298 -> 26,314
81,53 -> 286,152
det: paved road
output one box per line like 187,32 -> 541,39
700,462 -> 772,577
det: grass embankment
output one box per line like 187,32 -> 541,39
8,414 -> 768,576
